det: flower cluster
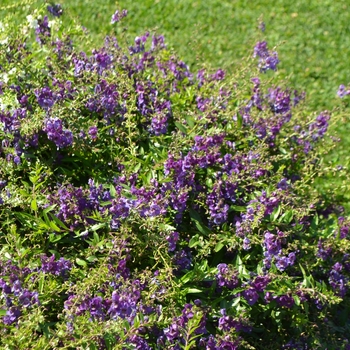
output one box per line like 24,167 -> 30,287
47,4 -> 63,17
111,9 -> 128,24
0,262 -> 39,325
263,231 -> 296,271
329,262 -> 348,297
35,16 -> 51,45
216,263 -> 240,290
253,41 -> 280,72
40,255 -> 72,278
337,84 -> 350,98
43,117 -> 73,149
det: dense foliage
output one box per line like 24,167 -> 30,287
0,4 -> 350,349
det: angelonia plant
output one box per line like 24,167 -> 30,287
0,3 -> 350,350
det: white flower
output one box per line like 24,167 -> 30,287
8,67 -> 17,75
0,37 -> 8,45
26,15 -> 38,29
2,73 -> 9,83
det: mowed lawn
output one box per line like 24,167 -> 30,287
2,0 -> 350,207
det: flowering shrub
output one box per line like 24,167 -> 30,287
0,3 -> 350,349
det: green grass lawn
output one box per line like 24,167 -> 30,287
54,0 -> 350,110
2,0 -> 350,208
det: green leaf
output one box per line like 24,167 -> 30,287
87,343 -> 97,350
49,233 -> 62,243
293,295 -> 300,306
270,205 -> 281,222
189,234 -> 200,248
174,121 -> 187,134
49,214 -> 70,231
311,214 -> 319,230
180,270 -> 194,284
38,275 -> 45,294
0,309 -> 6,316
230,296 -> 241,308
86,255 -> 98,262
299,263 -> 314,288
185,115 -> 195,128
90,223 -> 106,232
49,220 -> 61,232
186,288 -> 202,293
75,258 -> 87,267
229,205 -> 246,212
30,198 -> 38,211
159,223 -> 177,232
280,210 -> 294,224
29,175 -> 40,184
214,242 -> 224,252
43,204 -> 57,214
189,209 -> 211,236
236,112 -> 243,128
93,231 -> 100,242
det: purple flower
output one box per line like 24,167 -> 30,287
337,84 -> 350,98
13,156 -> 21,165
44,117 -> 73,149
308,112 -> 330,141
164,323 -> 180,342
92,49 -> 113,75
254,41 -> 269,58
206,181 -> 230,225
243,237 -> 251,250
47,4 -> 63,17
329,262 -> 348,297
111,9 -> 128,24
277,178 -> 289,190
173,249 -> 192,271
253,41 -> 279,72
276,295 -> 295,308
251,275 -> 270,292
40,255 -> 72,277
216,264 -> 239,290
166,231 -> 179,252
218,309 -> 251,334
35,87 -> 55,109
267,87 -> 291,115
242,288 -> 259,305
35,16 -> 51,45
3,307 -> 21,325
88,126 -> 98,140
263,231 -> 281,256
211,69 -> 225,81
258,21 -> 266,32
275,255 -> 291,271
89,296 -> 106,320
151,35 -> 166,51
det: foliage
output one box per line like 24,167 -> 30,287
0,3 -> 350,349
